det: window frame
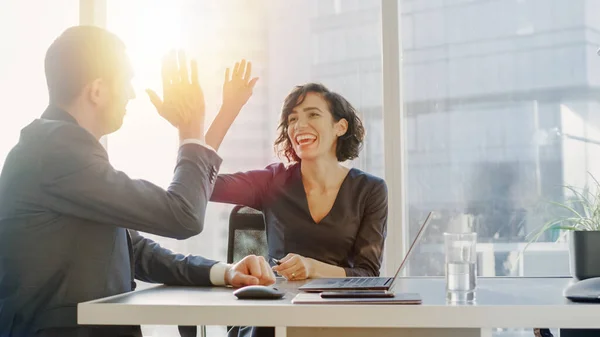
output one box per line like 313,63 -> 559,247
380,0 -> 408,276
80,0 -> 108,148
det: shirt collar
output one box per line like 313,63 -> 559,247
41,105 -> 78,125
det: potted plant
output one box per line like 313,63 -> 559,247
527,174 -> 600,280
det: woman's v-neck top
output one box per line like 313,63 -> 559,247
211,162 -> 388,276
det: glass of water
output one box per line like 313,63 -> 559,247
444,232 -> 477,303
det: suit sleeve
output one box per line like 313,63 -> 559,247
210,164 -> 281,210
344,179 -> 388,277
41,125 -> 222,240
130,230 -> 217,286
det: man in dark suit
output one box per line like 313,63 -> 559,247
0,26 -> 273,337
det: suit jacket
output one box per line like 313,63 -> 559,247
0,106 -> 223,337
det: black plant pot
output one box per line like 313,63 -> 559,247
569,230 -> 600,280
560,232 -> 600,336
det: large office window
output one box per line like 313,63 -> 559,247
400,0 -> 600,278
0,0 -> 79,167
3,0 -> 593,284
106,0 -> 383,262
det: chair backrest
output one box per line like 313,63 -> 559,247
227,205 -> 268,264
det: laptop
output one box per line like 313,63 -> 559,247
298,211 -> 433,292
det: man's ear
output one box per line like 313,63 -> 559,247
87,78 -> 106,106
335,118 -> 349,137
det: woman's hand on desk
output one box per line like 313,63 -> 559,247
272,253 -> 314,280
272,254 -> 347,280
225,255 -> 275,288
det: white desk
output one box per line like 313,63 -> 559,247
78,277 -> 600,337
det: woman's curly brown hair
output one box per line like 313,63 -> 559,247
274,83 -> 365,163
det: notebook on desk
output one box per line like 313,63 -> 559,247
299,211 -> 433,292
292,292 -> 422,305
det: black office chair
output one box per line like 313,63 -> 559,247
180,206 -> 268,337
227,205 -> 268,264
226,206 -> 268,337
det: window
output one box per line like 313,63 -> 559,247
106,0 -> 383,257
400,0 -> 600,279
106,1 -> 383,334
0,0 -> 79,167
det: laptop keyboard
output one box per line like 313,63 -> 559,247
337,277 -> 391,288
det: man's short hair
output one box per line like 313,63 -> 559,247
44,25 -> 126,105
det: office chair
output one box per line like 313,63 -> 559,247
180,206 -> 267,337
227,205 -> 268,264
226,205 -> 268,337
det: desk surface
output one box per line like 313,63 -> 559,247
78,277 -> 600,329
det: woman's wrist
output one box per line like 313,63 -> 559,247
306,257 -> 317,278
219,102 -> 243,120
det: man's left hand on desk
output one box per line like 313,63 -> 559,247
225,255 -> 276,288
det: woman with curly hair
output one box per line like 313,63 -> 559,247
210,81 -> 388,281
206,80 -> 388,337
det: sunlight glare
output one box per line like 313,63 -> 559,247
126,1 -> 185,92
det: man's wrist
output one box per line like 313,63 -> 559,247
179,138 -> 217,153
209,262 -> 232,286
178,125 -> 205,143
224,264 -> 234,286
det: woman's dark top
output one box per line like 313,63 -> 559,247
211,162 -> 388,276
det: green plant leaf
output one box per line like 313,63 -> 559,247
563,185 -> 592,218
548,200 -> 585,220
516,172 -> 600,275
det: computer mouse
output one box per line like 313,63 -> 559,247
564,277 -> 600,302
233,285 -> 285,300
